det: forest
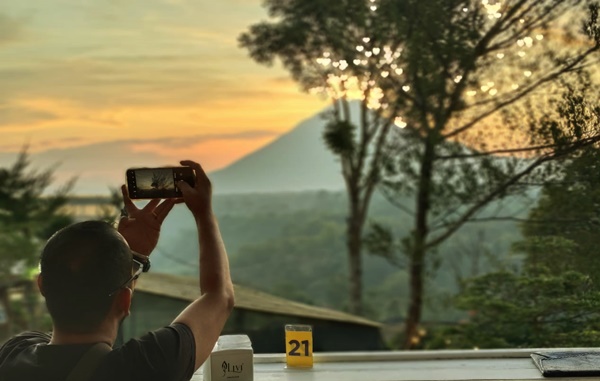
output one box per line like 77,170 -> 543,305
154,189 -> 530,325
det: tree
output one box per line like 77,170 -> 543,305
240,0 -> 600,346
240,1 -> 403,315
0,150 -> 74,334
0,150 -> 74,272
515,146 -> 600,283
436,268 -> 600,349
435,151 -> 600,349
96,187 -> 125,224
232,213 -> 348,309
151,172 -> 169,190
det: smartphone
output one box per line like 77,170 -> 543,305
126,166 -> 195,199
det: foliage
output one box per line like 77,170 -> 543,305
0,150 -> 74,280
323,120 -> 356,156
431,145 -> 600,350
151,172 -> 169,190
364,221 -> 402,268
241,0 -> 600,346
429,268 -> 600,349
0,150 -> 74,340
376,1 -> 600,346
156,190 -> 524,323
232,214 -> 348,308
0,232 -> 39,282
516,146 -> 600,284
240,0 -> 406,315
95,186 -> 124,225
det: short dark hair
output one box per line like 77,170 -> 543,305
40,220 -> 132,333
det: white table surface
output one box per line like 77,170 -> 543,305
192,349 -> 599,381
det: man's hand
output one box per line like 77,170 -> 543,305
117,185 -> 177,256
177,160 -> 212,219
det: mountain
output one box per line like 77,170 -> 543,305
210,107 -> 346,194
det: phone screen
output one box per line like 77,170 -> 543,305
126,166 -> 195,199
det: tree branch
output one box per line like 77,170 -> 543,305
425,136 -> 600,249
443,43 -> 599,140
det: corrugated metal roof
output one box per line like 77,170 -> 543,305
136,272 -> 381,328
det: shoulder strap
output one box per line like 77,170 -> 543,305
65,342 -> 112,381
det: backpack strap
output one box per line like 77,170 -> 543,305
65,342 -> 112,381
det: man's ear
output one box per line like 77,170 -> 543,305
37,274 -> 45,296
116,287 -> 132,318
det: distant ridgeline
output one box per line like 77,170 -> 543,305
62,196 -> 116,221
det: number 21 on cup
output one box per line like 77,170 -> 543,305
285,324 -> 313,368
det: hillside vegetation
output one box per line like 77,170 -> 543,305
152,189 -> 531,322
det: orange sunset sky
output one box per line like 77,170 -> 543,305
0,0 -> 328,184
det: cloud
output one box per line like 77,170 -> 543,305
0,129 -> 279,194
132,130 -> 278,146
0,12 -> 24,46
0,54 -> 293,111
0,130 -> 278,156
0,0 -> 327,176
128,133 -> 277,171
0,106 -> 58,127
0,62 -> 185,109
157,26 -> 238,47
0,0 -> 281,110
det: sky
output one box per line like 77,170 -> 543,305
0,0 -> 328,192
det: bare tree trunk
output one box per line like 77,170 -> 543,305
404,244 -> 425,348
336,99 -> 389,317
404,138 -> 434,348
347,213 -> 364,315
345,174 -> 366,315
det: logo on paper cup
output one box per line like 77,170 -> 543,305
221,360 -> 244,378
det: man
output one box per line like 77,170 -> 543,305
0,160 -> 235,381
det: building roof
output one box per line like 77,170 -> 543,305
136,272 -> 381,328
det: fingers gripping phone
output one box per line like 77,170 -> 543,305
126,166 -> 195,199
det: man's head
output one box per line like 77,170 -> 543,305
39,220 -> 133,333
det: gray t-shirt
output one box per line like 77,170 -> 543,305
0,323 -> 195,381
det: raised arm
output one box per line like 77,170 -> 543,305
172,160 -> 235,370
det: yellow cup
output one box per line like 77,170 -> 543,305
285,324 -> 313,368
